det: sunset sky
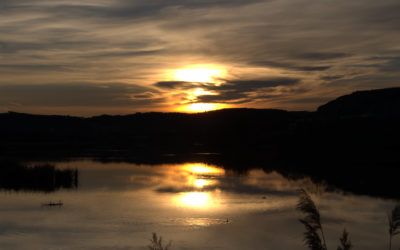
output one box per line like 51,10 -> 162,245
0,0 -> 399,115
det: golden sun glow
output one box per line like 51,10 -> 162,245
166,64 -> 229,113
184,103 -> 224,113
173,65 -> 226,83
167,163 -> 225,210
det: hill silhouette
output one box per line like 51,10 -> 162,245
318,87 -> 400,117
0,87 -> 399,163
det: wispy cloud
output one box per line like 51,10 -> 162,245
154,78 -> 301,104
1,0 -> 400,114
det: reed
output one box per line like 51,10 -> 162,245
388,204 -> 400,250
297,189 -> 353,250
148,233 -> 172,250
297,189 -> 327,250
337,229 -> 352,250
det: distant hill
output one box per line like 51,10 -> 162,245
317,87 -> 400,117
0,107 -> 301,154
0,87 -> 399,163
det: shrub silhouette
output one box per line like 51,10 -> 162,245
0,161 -> 78,192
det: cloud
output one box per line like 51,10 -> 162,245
294,52 -> 352,61
154,78 -> 301,104
0,1 -> 263,22
81,49 -> 165,59
250,61 -> 331,72
0,64 -> 68,72
154,81 -> 199,90
0,83 -> 163,114
320,75 -> 345,81
1,0 -> 400,114
213,79 -> 300,91
378,56 -> 400,72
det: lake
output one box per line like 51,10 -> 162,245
0,158 -> 397,249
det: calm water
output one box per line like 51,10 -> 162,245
0,159 -> 397,249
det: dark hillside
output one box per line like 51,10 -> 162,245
0,87 -> 399,163
317,87 -> 400,117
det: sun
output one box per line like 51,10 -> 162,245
172,65 -> 226,83
185,103 -> 222,112
167,64 -> 229,112
176,102 -> 228,113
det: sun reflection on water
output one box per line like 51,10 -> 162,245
169,163 -> 225,209
183,163 -> 225,175
178,192 -> 210,208
193,178 -> 209,188
171,217 -> 228,227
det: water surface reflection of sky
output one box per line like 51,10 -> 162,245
0,160 -> 397,249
